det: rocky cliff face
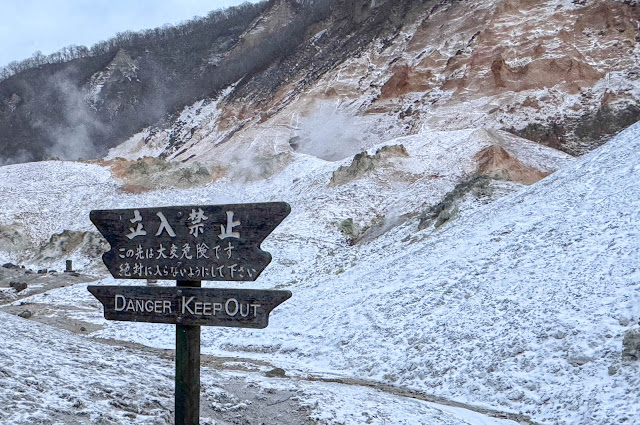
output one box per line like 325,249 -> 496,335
107,0 -> 640,171
1,0 -> 639,166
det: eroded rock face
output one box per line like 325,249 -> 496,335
104,156 -> 220,192
417,175 -> 493,231
0,224 -> 34,254
380,65 -> 431,99
33,230 -> 108,263
489,55 -> 603,94
86,49 -> 140,111
3,0 -> 639,169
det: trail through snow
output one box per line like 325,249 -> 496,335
0,310 -> 519,425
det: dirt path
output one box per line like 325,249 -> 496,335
304,376 -> 538,425
0,263 -> 98,302
94,336 -> 535,425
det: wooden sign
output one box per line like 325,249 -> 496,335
88,285 -> 291,328
90,202 -> 290,281
88,202 -> 292,425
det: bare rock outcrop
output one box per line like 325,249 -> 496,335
380,65 -> 430,99
330,145 -> 409,186
622,328 -> 640,360
0,224 -> 34,254
33,230 -> 108,264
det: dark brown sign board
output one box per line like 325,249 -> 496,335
88,285 -> 291,328
90,202 -> 290,281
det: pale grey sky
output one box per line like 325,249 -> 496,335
0,0 -> 261,68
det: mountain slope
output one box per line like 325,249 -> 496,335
1,0 -> 639,165
110,0 -> 640,169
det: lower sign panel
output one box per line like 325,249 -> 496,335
88,286 -> 291,328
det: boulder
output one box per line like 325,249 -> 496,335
338,218 -> 360,239
622,329 -> 640,360
9,281 -> 27,293
18,310 -> 32,319
265,367 -> 286,378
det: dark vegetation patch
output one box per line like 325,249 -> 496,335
418,175 -> 493,230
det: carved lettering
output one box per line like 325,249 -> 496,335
126,210 -> 146,240
112,295 -> 173,314
219,211 -> 240,239
115,294 -> 126,311
155,212 -> 177,237
182,296 -> 196,315
90,286 -> 291,328
225,298 -> 239,316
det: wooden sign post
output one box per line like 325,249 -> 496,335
176,280 -> 200,425
88,202 -> 291,425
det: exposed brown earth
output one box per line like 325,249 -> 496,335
489,55 -> 603,94
380,65 -> 431,99
2,0 -> 639,166
475,144 -> 550,185
92,0 -> 639,166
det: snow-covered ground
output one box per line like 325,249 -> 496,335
0,306 -> 522,425
1,121 -> 639,424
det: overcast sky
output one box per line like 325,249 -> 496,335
0,0 -> 261,68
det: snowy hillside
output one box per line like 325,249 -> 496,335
99,121 -> 640,424
0,119 -> 638,424
0,128 -> 569,270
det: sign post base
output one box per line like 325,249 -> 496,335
175,280 -> 201,425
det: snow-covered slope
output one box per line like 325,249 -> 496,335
0,310 -> 174,424
1,119 -> 638,424
98,121 -> 640,424
0,128 -> 569,270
